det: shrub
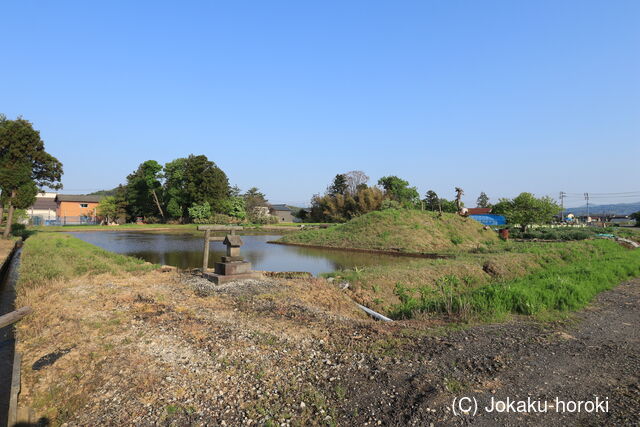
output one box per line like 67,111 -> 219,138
188,202 -> 212,221
143,216 -> 161,224
252,214 -> 279,225
191,213 -> 240,224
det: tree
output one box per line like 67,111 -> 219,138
423,190 -> 439,211
492,192 -> 561,231
163,157 -> 188,220
454,187 -> 464,213
344,170 -> 369,195
355,186 -> 385,214
630,211 -> 640,225
327,174 -> 348,195
229,185 -> 242,198
160,154 -> 231,222
377,176 -> 420,208
293,208 -> 308,221
182,154 -> 230,215
0,117 -> 63,238
143,160 -> 165,220
124,160 -> 165,221
97,196 -> 118,223
113,185 -> 129,223
243,187 -> 269,221
309,185 -> 384,222
476,192 -> 490,208
439,198 -> 459,213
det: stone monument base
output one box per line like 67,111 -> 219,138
215,260 -> 252,275
202,271 -> 263,285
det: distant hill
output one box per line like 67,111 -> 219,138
88,188 -> 117,197
565,201 -> 640,216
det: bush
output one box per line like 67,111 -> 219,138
143,216 -> 161,224
191,214 -> 233,224
252,214 -> 279,225
512,227 -> 591,241
380,199 -> 402,210
188,202 -> 212,221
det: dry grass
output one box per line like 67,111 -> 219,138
15,237 -> 369,424
0,238 -> 17,265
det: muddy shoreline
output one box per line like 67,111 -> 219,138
268,240 -> 456,259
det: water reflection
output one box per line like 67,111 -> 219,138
70,232 -> 408,276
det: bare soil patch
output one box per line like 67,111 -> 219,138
15,268 -> 639,425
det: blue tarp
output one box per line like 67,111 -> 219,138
469,214 -> 507,226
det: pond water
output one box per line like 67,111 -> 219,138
70,232 -> 408,276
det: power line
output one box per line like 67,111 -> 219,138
564,191 -> 640,196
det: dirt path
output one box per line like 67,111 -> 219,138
350,278 -> 640,426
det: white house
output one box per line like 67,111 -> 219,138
26,192 -> 58,225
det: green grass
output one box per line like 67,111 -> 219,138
389,239 -> 640,320
508,226 -> 640,241
18,233 -> 158,288
279,209 -> 499,253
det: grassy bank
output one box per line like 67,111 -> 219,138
18,233 -> 157,288
280,209 -> 499,253
378,240 -> 640,320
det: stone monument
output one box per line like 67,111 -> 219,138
197,225 -> 262,284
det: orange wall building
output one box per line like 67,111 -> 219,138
55,195 -> 103,218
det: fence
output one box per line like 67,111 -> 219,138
32,216 -> 99,226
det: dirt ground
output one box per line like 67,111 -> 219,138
15,271 -> 639,426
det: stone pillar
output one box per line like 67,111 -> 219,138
202,229 -> 211,272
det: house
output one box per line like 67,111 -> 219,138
268,204 -> 294,223
466,207 -> 492,215
26,192 -> 58,225
55,194 -> 103,222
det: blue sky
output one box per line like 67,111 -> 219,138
1,1 -> 638,207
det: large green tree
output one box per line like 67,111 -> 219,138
423,190 -> 439,211
124,160 -> 165,220
377,176 -> 420,208
163,157 -> 188,220
0,117 -> 62,238
96,196 -> 118,223
182,154 -> 230,217
327,174 -> 348,195
492,192 -> 561,231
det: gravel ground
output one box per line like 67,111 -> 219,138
17,273 -> 639,426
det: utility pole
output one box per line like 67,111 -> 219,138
584,192 -> 590,223
559,191 -> 565,223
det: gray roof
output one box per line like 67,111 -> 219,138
55,194 -> 104,203
269,204 -> 291,212
31,198 -> 57,210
